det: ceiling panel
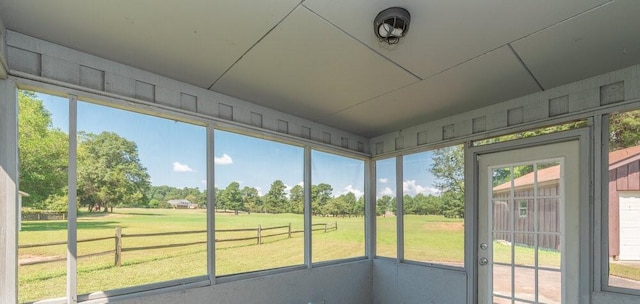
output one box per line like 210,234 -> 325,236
512,0 -> 640,89
319,46 -> 541,137
0,0 -> 301,88
1,1 -> 636,139
303,0 -> 610,79
211,6 -> 420,122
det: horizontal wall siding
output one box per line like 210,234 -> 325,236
609,159 -> 640,258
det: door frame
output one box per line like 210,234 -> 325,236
465,128 -> 592,304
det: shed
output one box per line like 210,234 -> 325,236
608,145 -> 640,260
492,145 -> 640,260
492,166 -> 562,251
167,199 -> 197,209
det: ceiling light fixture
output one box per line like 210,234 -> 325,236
373,7 -> 411,45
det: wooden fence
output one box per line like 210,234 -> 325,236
18,222 -> 337,266
21,212 -> 66,221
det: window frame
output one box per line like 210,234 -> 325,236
518,200 -> 528,218
7,80 -> 371,303
9,74 -> 640,303
599,111 -> 640,297
212,128 -> 306,276
374,156 -> 398,259
400,144 -> 466,270
309,148 -> 368,264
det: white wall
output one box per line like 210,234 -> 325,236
112,261 -> 372,304
372,260 -> 466,304
0,79 -> 18,304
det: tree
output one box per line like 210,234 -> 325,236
422,194 -> 443,215
214,187 -> 223,210
609,110 -> 640,150
403,194 -> 415,214
18,91 -> 69,208
289,185 -> 304,214
440,191 -> 464,218
324,195 -> 349,217
264,180 -> 288,213
241,186 -> 261,214
219,182 -> 242,215
77,131 -> 150,212
311,183 -> 333,215
354,196 -> 365,217
430,145 -> 465,218
198,189 -> 208,208
377,195 -> 392,216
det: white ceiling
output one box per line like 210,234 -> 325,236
1,0 -> 639,137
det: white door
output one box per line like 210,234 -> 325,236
477,140 -> 581,304
619,192 -> 640,260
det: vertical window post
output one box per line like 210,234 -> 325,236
67,95 -> 78,303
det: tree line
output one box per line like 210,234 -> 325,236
215,181 -> 365,217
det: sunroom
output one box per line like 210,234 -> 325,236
1,1 -> 640,304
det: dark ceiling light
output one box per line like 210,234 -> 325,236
373,7 -> 411,45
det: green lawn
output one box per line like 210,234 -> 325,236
17,209 -> 640,303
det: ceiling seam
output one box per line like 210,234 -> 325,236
207,1 -> 305,90
508,44 -> 544,91
301,4 -> 423,81
315,43 -> 518,124
314,80 -> 419,124
370,0 -> 616,87
509,0 -> 614,45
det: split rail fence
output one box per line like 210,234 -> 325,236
19,222 -> 338,266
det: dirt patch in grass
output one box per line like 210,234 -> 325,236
424,222 -> 464,231
19,254 -> 64,265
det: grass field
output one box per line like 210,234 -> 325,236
17,208 -> 640,303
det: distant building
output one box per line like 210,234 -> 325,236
18,191 -> 29,231
493,144 -> 640,260
167,199 -> 198,209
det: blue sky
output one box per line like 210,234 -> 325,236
37,92 -> 441,198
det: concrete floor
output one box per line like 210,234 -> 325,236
490,263 -> 640,303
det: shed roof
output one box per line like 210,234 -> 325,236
493,144 -> 640,191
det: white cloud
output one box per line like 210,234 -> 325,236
284,181 -> 304,193
343,185 -> 364,198
378,178 -> 388,184
379,187 -> 394,197
173,161 -> 194,172
201,180 -> 207,185
403,180 -> 440,196
214,154 -> 233,165
255,187 -> 263,196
